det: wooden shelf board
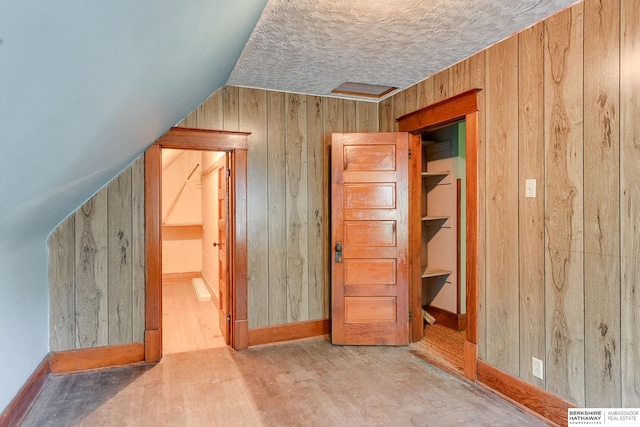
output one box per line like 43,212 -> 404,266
421,216 -> 449,222
422,267 -> 452,278
422,171 -> 449,177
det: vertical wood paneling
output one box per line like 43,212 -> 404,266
401,85 -> 418,121
355,101 -> 378,132
433,69 -> 450,102
223,86 -> 240,131
583,0 -> 621,407
485,37 -> 520,376
544,4 -> 585,406
324,97 -> 344,319
197,89 -> 223,129
343,99 -> 357,132
620,0 -> 640,408
417,77 -> 435,110
241,88 -> 270,328
285,93 -> 309,322
518,22 -> 546,387
131,156 -> 145,343
307,96 -> 324,320
108,167 -> 133,345
49,216 -> 75,352
450,59 -> 471,96
267,91 -> 288,325
74,191 -> 108,348
378,97 -> 394,132
391,91 -> 408,127
469,51 -> 487,360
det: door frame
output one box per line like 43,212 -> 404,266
397,89 -> 480,381
144,127 -> 250,361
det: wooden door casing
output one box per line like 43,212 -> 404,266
331,132 -> 414,346
216,154 -> 230,344
145,127 -> 249,361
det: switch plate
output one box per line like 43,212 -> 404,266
525,179 -> 536,198
532,357 -> 544,380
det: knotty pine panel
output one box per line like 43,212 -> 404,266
517,22 -> 545,388
485,36 -> 520,377
583,0 -> 621,407
433,69 -> 450,103
241,87 -> 270,328
131,156 -> 145,343
107,167 -> 134,345
307,95 -> 325,320
267,91 -> 288,326
417,78 -> 435,111
620,0 -> 640,408
543,4 -> 585,406
48,157 -> 145,351
49,216 -> 76,352
285,93 -> 309,323
75,191 -> 108,349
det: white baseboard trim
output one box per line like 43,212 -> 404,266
192,277 -> 211,301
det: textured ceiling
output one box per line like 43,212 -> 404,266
229,0 -> 579,99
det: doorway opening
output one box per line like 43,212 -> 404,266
414,120 -> 467,374
161,149 -> 227,354
144,127 -> 250,362
398,89 -> 480,381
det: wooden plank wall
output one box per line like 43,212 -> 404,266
380,0 -> 640,407
49,156 -> 145,351
178,87 -> 378,328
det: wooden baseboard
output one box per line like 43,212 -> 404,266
201,275 -> 219,308
248,319 -> 330,347
0,354 -> 50,427
162,271 -> 201,283
477,360 -> 574,427
145,329 -> 161,363
425,305 -> 466,331
50,343 -> 145,374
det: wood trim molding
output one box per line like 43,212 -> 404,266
0,355 -> 50,427
477,360 -> 574,427
156,127 -> 249,151
425,306 -> 467,331
248,319 -> 331,347
145,144 -> 162,363
398,90 -> 480,382
50,343 -> 145,374
397,89 -> 480,132
146,127 -> 250,358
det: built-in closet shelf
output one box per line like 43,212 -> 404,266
422,267 -> 452,279
422,171 -> 449,178
421,215 -> 449,222
162,223 -> 203,241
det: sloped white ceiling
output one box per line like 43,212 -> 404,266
0,0 -> 268,244
229,0 -> 579,98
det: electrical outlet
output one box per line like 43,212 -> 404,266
532,357 -> 544,380
525,179 -> 536,198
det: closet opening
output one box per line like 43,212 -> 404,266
414,120 -> 467,374
161,149 -> 228,354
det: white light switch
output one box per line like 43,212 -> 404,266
525,179 -> 536,198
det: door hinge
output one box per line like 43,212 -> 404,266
226,168 -> 231,178
408,148 -> 412,159
408,310 -> 413,321
226,314 -> 231,322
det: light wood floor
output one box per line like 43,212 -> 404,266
22,284 -> 548,426
162,280 -> 225,354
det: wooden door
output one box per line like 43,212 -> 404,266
331,133 -> 411,345
216,154 -> 230,344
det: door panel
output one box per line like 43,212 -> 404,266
331,132 -> 411,345
216,154 -> 230,344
